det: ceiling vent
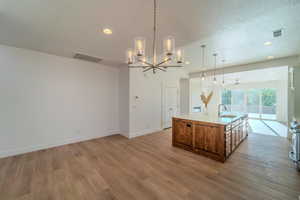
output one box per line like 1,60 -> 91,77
73,53 -> 102,63
273,29 -> 282,38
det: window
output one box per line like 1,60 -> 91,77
222,90 -> 231,105
221,88 -> 277,120
231,90 -> 245,112
246,89 -> 260,114
261,88 -> 276,119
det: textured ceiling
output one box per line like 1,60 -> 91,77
0,0 -> 299,72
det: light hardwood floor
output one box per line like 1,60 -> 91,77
0,129 -> 299,200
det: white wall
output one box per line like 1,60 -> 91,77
190,79 -> 204,112
0,45 -> 120,158
179,79 -> 190,114
129,68 -> 188,138
288,67 -> 295,124
118,66 -> 130,138
190,77 -> 222,114
294,66 -> 300,120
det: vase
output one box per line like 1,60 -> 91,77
203,106 -> 208,115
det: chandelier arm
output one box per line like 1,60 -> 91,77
155,58 -> 172,67
143,67 -> 153,72
137,59 -> 153,67
163,65 -> 183,68
156,67 -> 166,72
129,66 -> 148,68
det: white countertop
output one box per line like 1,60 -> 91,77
174,112 -> 247,125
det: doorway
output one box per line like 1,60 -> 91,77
163,86 -> 179,129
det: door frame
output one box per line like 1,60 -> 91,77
162,81 -> 180,129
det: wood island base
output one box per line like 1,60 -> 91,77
172,114 -> 248,162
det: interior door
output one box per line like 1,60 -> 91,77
164,87 -> 179,128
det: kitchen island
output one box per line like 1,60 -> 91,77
172,113 -> 248,162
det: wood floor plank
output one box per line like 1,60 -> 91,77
0,129 -> 299,200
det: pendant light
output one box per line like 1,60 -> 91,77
221,59 -> 225,86
213,53 -> 217,84
235,78 -> 240,85
200,45 -> 206,81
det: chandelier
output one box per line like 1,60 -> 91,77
126,0 -> 184,74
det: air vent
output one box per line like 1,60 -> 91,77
273,29 -> 282,38
73,53 -> 102,63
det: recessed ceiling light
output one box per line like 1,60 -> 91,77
185,61 -> 190,65
103,28 -> 112,35
264,41 -> 272,46
267,56 -> 274,59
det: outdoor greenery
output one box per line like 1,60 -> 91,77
247,89 -> 260,105
222,90 -> 232,105
261,88 -> 276,106
222,88 -> 276,106
221,88 -> 277,114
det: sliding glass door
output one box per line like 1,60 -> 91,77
231,90 -> 245,112
221,88 -> 277,120
261,89 -> 277,120
246,89 -> 260,118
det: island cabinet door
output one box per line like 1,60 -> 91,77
173,119 -> 193,147
193,124 -> 223,155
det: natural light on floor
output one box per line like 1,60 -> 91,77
248,119 -> 288,138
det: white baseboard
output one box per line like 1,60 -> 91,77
0,130 -> 120,159
119,132 -> 130,139
129,128 -> 162,139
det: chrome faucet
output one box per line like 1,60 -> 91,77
218,104 -> 228,116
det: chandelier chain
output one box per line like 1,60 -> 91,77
201,45 -> 206,78
153,0 -> 157,66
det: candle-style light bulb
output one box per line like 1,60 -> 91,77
163,36 -> 175,56
134,37 -> 146,57
176,48 -> 184,64
126,48 -> 134,64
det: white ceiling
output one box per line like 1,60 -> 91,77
0,0 -> 299,72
